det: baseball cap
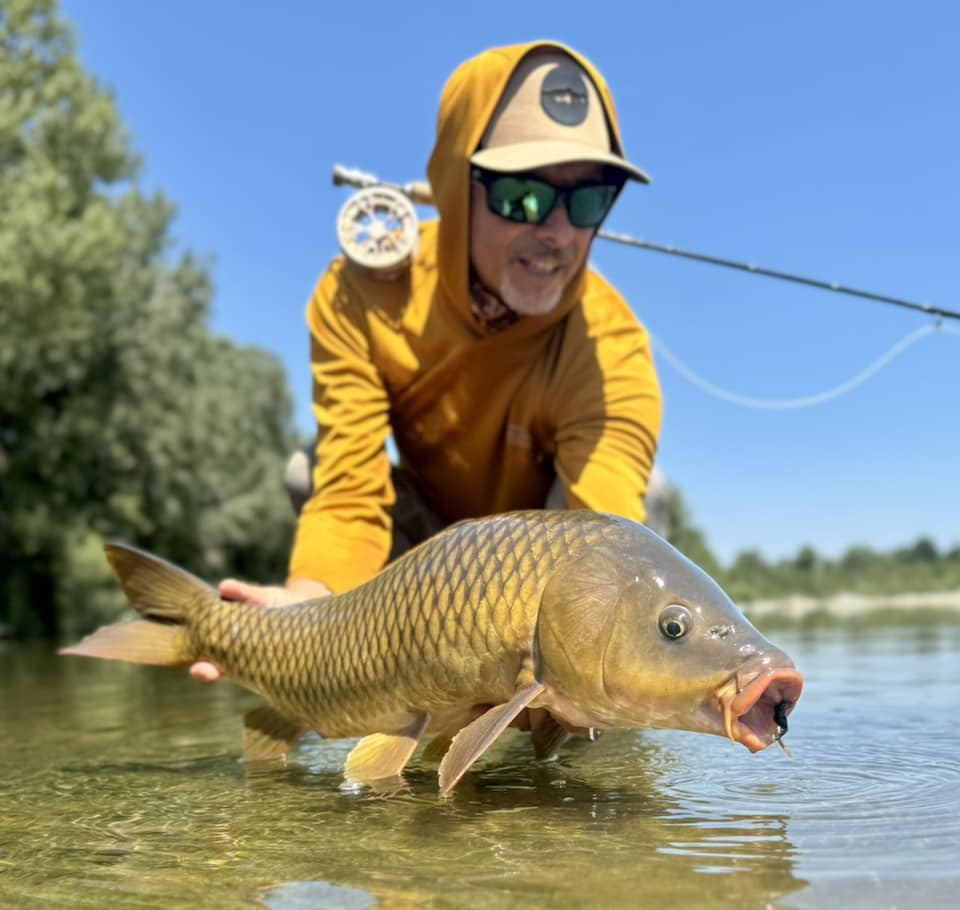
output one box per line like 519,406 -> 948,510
470,49 -> 650,184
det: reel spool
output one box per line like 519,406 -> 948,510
336,185 -> 419,279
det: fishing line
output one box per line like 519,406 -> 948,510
649,321 -> 949,410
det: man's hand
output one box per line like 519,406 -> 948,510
189,577 -> 332,684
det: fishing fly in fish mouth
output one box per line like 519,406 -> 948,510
60,510 -> 803,796
713,669 -> 801,758
774,699 -> 792,738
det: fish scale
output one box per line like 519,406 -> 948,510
185,511 -> 607,733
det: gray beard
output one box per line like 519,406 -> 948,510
499,274 -> 563,316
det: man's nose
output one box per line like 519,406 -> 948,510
535,196 -> 577,244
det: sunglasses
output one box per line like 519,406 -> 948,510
471,167 -> 623,229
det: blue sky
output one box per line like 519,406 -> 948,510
61,0 -> 960,565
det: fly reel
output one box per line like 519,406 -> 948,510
336,185 -> 419,279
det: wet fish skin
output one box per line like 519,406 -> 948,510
59,509 -> 803,793
192,511 -> 598,734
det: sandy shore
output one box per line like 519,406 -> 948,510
742,588 -> 960,621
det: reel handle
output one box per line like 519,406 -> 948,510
332,164 -> 435,207
332,164 -> 380,190
402,181 -> 435,206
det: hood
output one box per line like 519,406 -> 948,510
426,41 -> 634,338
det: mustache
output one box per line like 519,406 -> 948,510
513,241 -> 576,267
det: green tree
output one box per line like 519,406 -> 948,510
838,544 -> 880,575
894,537 -> 939,564
792,545 -> 820,575
725,550 -> 772,601
665,489 -> 723,580
0,0 -> 297,638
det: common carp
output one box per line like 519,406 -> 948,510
60,510 -> 803,795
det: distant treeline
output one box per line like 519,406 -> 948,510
666,491 -> 960,603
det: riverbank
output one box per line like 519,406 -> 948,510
743,589 -> 960,623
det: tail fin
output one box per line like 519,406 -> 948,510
58,543 -> 217,666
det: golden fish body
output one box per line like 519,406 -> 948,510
61,510 -> 803,794
191,510 -> 569,737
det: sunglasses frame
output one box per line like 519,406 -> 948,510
471,166 -> 625,229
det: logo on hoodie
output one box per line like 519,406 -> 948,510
540,63 -> 589,127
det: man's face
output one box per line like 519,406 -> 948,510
469,162 -> 609,317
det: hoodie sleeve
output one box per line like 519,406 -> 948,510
287,262 -> 395,592
550,284 -> 662,522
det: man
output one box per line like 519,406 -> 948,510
192,40 -> 662,683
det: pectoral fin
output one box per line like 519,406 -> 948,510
344,714 -> 430,784
438,681 -> 544,796
243,706 -> 309,761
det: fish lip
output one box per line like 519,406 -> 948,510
717,666 -> 804,753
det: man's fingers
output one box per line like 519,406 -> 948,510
219,578 -> 272,605
218,579 -> 314,607
190,661 -> 223,684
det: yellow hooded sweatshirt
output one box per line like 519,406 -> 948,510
288,41 -> 662,593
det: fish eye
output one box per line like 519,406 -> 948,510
658,605 -> 692,641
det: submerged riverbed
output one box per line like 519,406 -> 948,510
1,622 -> 958,909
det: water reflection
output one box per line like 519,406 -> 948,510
239,737 -> 806,910
1,628 -> 958,909
260,880 -> 377,910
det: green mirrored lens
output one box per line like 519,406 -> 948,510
568,185 -> 618,227
489,177 -> 557,224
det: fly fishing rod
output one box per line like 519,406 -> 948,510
332,163 -> 960,322
598,231 -> 960,323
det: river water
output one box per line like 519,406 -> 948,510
1,621 -> 958,909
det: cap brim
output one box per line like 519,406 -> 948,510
470,139 -> 651,184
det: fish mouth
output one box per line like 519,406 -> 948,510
716,666 -> 804,753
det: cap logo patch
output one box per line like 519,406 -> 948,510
540,63 -> 589,126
